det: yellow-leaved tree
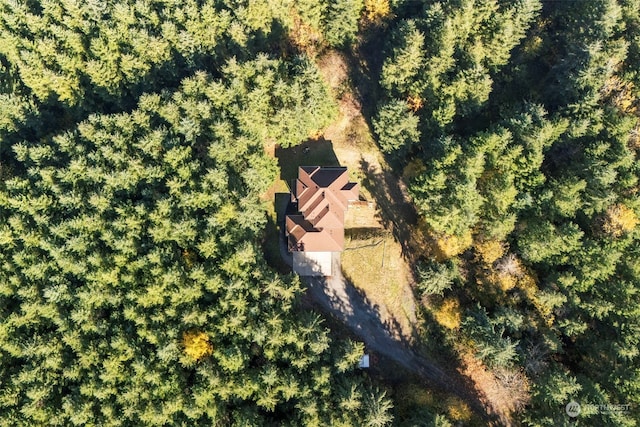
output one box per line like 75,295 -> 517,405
475,240 -> 506,265
363,0 -> 390,24
603,204 -> 638,237
434,297 -> 462,330
182,331 -> 213,361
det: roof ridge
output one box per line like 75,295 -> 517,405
323,228 -> 343,251
286,166 -> 358,253
307,166 -> 321,177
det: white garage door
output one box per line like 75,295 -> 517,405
292,251 -> 332,277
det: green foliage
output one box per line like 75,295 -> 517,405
0,65 -> 385,425
408,137 -> 484,238
323,0 -> 364,47
522,367 -> 582,426
417,260 -> 458,297
221,55 -> 337,147
380,20 -> 425,97
279,0 -> 368,50
364,390 -> 394,427
373,99 -> 420,156
0,0 -> 206,105
0,0 -> 341,152
375,0 -> 640,424
546,178 -> 588,218
517,221 -> 584,264
379,0 -> 541,139
1,0 -> 639,424
462,306 -> 519,369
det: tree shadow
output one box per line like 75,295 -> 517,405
343,24 -> 389,123
262,218 -> 291,275
274,185 -> 501,424
261,192 -> 294,274
274,138 -> 341,186
344,227 -> 386,241
1,14 -> 298,167
302,260 -> 499,425
358,157 -> 418,261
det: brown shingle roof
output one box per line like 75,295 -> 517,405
341,182 -> 360,202
286,166 -> 359,252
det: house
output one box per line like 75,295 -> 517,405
285,166 -> 359,276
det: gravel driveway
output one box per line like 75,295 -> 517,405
278,221 -> 497,423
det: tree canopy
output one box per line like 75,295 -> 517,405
0,61 -> 390,425
0,1 -> 391,423
375,0 -> 640,425
2,0 -> 640,425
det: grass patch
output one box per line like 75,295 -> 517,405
341,230 -> 416,337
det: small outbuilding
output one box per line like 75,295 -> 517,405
358,354 -> 370,369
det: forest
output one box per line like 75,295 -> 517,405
0,0 -> 639,426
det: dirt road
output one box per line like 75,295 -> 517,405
279,231 -> 501,424
311,255 -> 497,420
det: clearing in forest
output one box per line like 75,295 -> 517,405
314,50 -> 522,425
315,50 -> 418,340
263,50 -> 418,341
341,230 -> 416,338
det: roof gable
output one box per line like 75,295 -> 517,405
286,166 -> 359,253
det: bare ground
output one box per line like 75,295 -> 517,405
310,49 -> 521,425
313,51 -> 419,340
268,49 -> 519,425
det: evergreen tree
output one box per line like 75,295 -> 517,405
0,63 -> 387,426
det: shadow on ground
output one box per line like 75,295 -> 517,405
276,211 -> 497,423
359,157 -> 418,261
275,138 -> 341,185
261,192 -> 293,274
303,260 -> 499,425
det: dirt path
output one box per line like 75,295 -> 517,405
279,50 -> 512,424
279,229 -> 500,423
317,51 -> 420,263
